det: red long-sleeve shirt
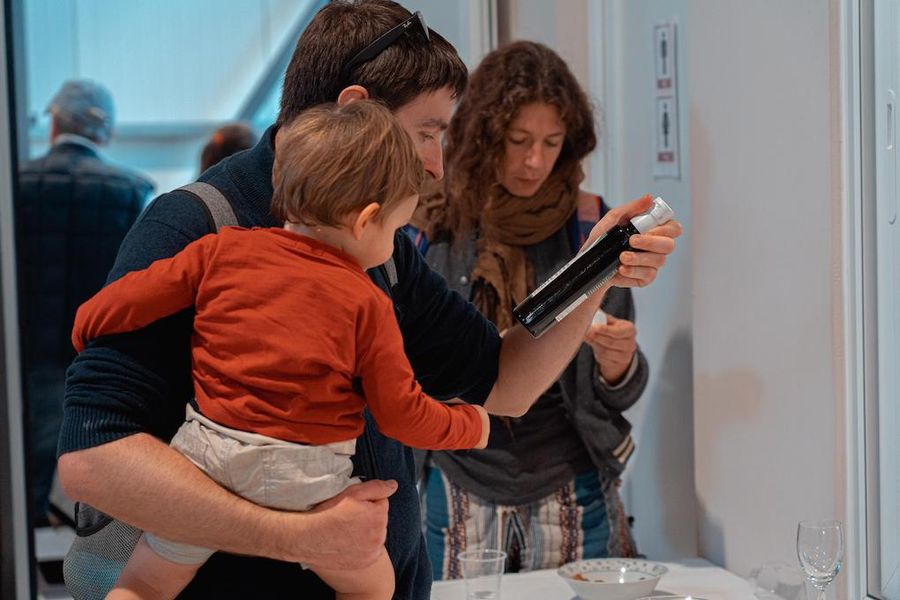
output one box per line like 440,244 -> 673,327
72,227 -> 483,449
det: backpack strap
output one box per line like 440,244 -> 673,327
577,192 -> 603,225
178,180 -> 399,291
179,181 -> 239,231
569,193 -> 608,253
383,256 -> 398,289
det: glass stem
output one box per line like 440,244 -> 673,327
816,589 -> 826,600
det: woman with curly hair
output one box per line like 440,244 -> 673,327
407,41 -> 649,579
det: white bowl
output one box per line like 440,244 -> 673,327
558,558 -> 668,600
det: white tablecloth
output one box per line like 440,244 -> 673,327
430,557 -> 757,600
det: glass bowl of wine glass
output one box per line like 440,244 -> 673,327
796,519 -> 843,600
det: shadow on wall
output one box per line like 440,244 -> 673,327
696,497 -> 725,568
650,330 -> 698,557
627,328 -> 698,559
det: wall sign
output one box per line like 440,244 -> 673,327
653,21 -> 680,179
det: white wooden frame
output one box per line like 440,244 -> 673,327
844,0 -> 881,599
0,0 -> 32,595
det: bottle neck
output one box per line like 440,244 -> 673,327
629,213 -> 656,233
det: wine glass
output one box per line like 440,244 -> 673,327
796,519 -> 843,600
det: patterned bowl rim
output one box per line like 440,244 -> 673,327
557,558 -> 669,583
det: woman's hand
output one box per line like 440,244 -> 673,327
584,195 -> 683,289
584,314 -> 637,385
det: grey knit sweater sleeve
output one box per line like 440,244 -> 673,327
590,287 -> 650,413
557,286 -> 649,478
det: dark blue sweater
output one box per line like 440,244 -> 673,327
60,127 -> 501,599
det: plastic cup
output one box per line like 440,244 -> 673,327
457,549 -> 507,600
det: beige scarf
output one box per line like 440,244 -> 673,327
421,174 -> 579,332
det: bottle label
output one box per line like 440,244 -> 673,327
531,230 -> 610,298
555,293 -> 589,323
552,266 -> 618,326
588,268 -> 617,295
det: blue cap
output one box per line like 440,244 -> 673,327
47,79 -> 115,144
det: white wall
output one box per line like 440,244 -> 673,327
505,0 -> 590,89
403,0 -> 495,70
687,0 -> 846,583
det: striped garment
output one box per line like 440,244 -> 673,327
421,461 -> 638,580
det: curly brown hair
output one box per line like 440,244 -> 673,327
443,41 -> 597,236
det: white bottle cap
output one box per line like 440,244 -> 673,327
630,197 -> 674,233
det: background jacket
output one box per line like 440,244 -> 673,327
16,139 -> 152,371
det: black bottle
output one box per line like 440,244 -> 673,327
513,197 -> 674,338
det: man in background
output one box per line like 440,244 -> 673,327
16,79 -> 153,526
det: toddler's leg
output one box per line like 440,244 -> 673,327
311,546 -> 395,600
105,536 -> 202,600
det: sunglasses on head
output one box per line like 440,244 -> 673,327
342,11 -> 430,80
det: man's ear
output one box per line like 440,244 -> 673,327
350,202 -> 381,240
337,85 -> 370,106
